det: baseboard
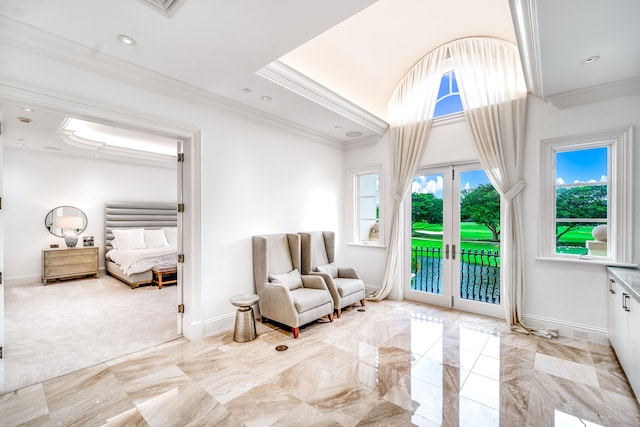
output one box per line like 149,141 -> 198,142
5,274 -> 41,287
202,311 -> 235,338
523,314 -> 610,345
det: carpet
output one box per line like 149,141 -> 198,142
4,275 -> 178,393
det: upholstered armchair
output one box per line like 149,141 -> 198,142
299,231 -> 365,318
252,233 -> 334,338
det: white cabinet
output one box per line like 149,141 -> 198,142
607,267 -> 640,402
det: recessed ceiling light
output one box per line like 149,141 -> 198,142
334,125 -> 342,130
18,117 -> 32,123
16,142 -> 25,146
345,131 -> 362,138
21,107 -> 33,112
261,96 -> 272,101
243,88 -> 252,93
117,34 -> 137,46
581,55 -> 600,64
43,146 -> 62,151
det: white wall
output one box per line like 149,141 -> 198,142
3,148 -> 176,282
0,42 -> 344,339
342,94 -> 640,341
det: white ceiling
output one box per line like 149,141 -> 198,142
1,0 -> 639,160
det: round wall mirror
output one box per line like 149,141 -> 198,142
45,206 -> 88,237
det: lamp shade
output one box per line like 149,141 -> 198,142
54,216 -> 83,230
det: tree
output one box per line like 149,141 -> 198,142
555,185 -> 607,242
460,184 -> 500,241
412,192 -> 443,224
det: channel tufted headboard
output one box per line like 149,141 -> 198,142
104,201 -> 177,251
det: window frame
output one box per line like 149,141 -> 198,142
351,164 -> 384,246
538,127 -> 633,265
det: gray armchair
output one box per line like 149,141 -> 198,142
252,233 -> 334,338
299,231 -> 365,318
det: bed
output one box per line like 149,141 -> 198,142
104,201 -> 178,288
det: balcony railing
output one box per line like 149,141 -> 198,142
411,246 -> 500,304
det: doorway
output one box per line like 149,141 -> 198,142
405,163 -> 502,318
0,93 -> 198,392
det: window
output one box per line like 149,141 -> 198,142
433,70 -> 463,118
539,127 -> 633,264
352,165 -> 382,245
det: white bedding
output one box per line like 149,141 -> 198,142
106,247 -> 177,275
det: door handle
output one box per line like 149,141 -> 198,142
445,244 -> 450,259
623,293 -> 631,312
609,278 -> 616,294
452,244 -> 456,260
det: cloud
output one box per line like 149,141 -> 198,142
556,177 -> 565,185
464,182 -> 471,190
412,175 -> 443,194
600,175 -> 607,182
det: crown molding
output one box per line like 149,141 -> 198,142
343,134 -> 383,151
257,60 -> 389,135
509,0 -> 543,98
0,15 -> 348,149
137,0 -> 187,17
546,75 -> 640,109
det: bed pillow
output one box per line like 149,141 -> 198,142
316,262 -> 338,278
163,227 -> 178,247
112,228 -> 147,250
144,229 -> 170,248
111,239 -> 120,249
269,269 -> 303,290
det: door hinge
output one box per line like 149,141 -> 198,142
451,296 -> 454,307
452,168 -> 455,181
0,347 -> 3,359
178,304 -> 184,314
177,203 -> 184,213
178,254 -> 184,263
177,153 -> 185,162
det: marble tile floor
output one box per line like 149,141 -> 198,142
2,299 -> 639,426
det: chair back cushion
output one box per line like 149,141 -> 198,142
299,231 -> 334,274
269,269 -> 303,290
252,233 -> 300,292
316,261 -> 338,278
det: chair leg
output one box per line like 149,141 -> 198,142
361,299 -> 366,306
336,308 -> 342,318
292,327 -> 299,339
328,313 -> 334,322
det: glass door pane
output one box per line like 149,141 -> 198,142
454,168 -> 502,317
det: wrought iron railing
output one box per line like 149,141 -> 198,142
411,246 -> 500,304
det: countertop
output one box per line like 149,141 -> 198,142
608,266 -> 640,302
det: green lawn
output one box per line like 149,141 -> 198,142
412,222 -> 599,256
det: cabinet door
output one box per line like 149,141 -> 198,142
627,295 -> 640,399
611,278 -> 629,369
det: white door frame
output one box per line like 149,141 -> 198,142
0,83 -> 202,389
404,162 -> 503,318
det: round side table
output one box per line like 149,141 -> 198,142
229,294 -> 260,342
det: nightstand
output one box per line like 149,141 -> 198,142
42,246 -> 99,285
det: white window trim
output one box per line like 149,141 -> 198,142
351,164 -> 384,247
538,127 -> 633,265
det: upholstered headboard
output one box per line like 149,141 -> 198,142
104,201 -> 177,251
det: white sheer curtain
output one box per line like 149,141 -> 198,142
369,45 -> 448,301
449,37 -> 553,336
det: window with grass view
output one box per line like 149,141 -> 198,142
555,147 -> 608,256
353,167 -> 381,244
540,128 -> 633,264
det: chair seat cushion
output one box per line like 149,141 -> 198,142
334,278 -> 365,297
291,288 -> 331,313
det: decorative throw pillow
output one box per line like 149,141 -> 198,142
112,228 -> 147,250
144,229 -> 170,248
163,227 -> 178,247
316,262 -> 338,278
269,269 -> 303,290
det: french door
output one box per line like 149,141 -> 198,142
405,163 -> 503,318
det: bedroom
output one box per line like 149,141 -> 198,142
1,107 -> 181,391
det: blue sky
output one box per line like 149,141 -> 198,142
412,169 -> 490,198
556,147 -> 608,184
